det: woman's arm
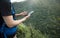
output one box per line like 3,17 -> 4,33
15,11 -> 28,17
15,14 -> 21,17
2,15 -> 30,28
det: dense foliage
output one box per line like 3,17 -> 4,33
13,0 -> 60,38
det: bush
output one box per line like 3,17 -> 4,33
17,23 -> 49,38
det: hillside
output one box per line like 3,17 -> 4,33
12,0 -> 60,38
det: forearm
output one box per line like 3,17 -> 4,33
3,15 -> 29,28
15,11 -> 28,17
15,14 -> 21,17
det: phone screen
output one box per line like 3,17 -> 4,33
28,11 -> 34,16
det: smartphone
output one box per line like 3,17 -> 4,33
28,11 -> 34,16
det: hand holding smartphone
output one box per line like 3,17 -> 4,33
24,11 -> 34,20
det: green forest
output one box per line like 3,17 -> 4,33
12,0 -> 60,38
